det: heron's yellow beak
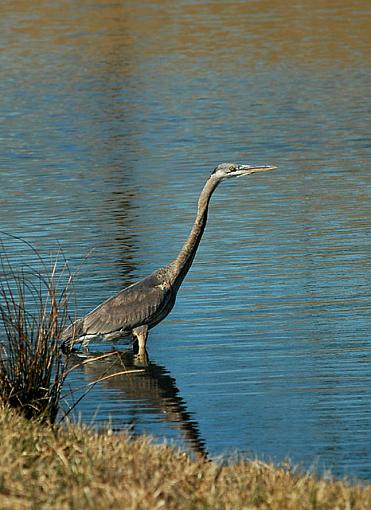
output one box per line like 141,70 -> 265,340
236,164 -> 277,177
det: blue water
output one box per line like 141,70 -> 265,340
1,0 -> 370,479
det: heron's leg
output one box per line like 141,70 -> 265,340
132,325 -> 149,356
81,336 -> 91,352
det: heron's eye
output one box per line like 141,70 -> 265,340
229,165 -> 235,172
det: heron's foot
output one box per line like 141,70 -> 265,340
134,349 -> 149,367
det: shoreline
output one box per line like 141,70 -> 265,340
0,405 -> 370,509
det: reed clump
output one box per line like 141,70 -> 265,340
0,240 -> 71,423
0,404 -> 370,510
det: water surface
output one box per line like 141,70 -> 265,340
1,0 -> 370,479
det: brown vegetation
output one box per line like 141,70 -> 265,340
0,241 -> 70,422
0,405 -> 370,510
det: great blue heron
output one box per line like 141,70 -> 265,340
61,162 -> 276,355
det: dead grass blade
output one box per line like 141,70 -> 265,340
0,237 -> 72,423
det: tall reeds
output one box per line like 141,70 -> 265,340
0,237 -> 72,423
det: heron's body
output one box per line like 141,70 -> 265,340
62,267 -> 176,349
61,162 -> 275,355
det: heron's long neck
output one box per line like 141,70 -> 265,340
170,175 -> 220,291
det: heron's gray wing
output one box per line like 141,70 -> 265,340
82,272 -> 173,336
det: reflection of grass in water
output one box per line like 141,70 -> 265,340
0,237 -> 72,423
1,404 -> 371,510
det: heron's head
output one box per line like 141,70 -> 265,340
212,162 -> 276,180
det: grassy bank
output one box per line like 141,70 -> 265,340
0,406 -> 370,510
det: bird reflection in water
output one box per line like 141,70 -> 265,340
68,349 -> 207,459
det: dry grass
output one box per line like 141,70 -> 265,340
0,405 -> 370,510
0,239 -> 71,422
